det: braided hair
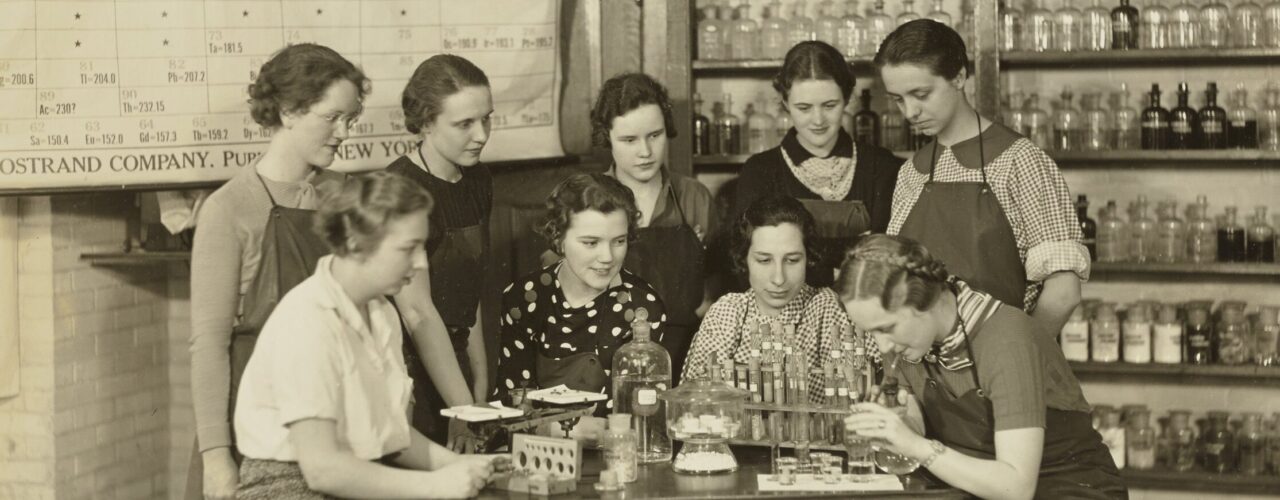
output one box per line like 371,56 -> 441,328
834,234 -> 954,312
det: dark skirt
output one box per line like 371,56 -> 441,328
236,458 -> 334,500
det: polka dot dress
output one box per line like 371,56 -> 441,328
492,263 -> 666,414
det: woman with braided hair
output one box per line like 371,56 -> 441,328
837,234 -> 1125,500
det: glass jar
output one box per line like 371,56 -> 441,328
1054,0 -> 1084,51
1024,93 -> 1052,149
1268,412 -> 1280,474
1122,303 -> 1153,364
1185,301 -> 1217,364
1083,92 -> 1112,151
1263,83 -> 1280,151
1247,206 -> 1276,263
1152,303 -> 1184,364
1082,0 -> 1112,50
925,0 -> 951,26
999,0 -> 1023,51
728,1 -> 760,60
1266,0 -> 1280,47
697,1 -> 728,60
1091,302 -> 1121,362
1165,410 -> 1198,472
603,413 -> 639,482
1140,0 -> 1169,49
1234,0 -> 1265,48
1200,0 -> 1232,48
897,0 -> 921,26
1025,0 -> 1055,52
865,0 -> 895,55
1256,305 -> 1279,366
1217,302 -> 1253,365
1054,88 -> 1084,151
1098,200 -> 1129,263
814,0 -> 842,45
1219,205 -> 1248,262
786,0 -> 815,47
1169,0 -> 1201,48
1061,305 -> 1090,361
1113,83 -> 1141,150
1098,407 -> 1126,468
760,0 -> 790,59
1201,410 -> 1236,473
1126,408 -> 1157,470
837,1 -> 865,58
1155,201 -> 1186,263
613,318 -> 674,464
1239,412 -> 1268,475
661,376 -> 749,474
1185,195 -> 1218,263
1129,196 -> 1158,263
1228,83 -> 1259,149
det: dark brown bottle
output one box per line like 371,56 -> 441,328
1199,82 -> 1228,150
1111,0 -> 1139,49
1076,195 -> 1098,261
693,93 -> 712,156
853,89 -> 881,146
1217,205 -> 1247,262
1169,82 -> 1199,149
1141,84 -> 1170,150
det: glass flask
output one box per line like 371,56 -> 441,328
698,1 -> 728,60
760,0 -> 791,59
1218,205 -> 1247,262
1200,82 -> 1228,149
1169,82 -> 1199,150
1125,408 -> 1157,470
1155,201 -> 1186,263
1141,84 -> 1170,150
872,378 -> 920,474
865,0 -> 895,54
1024,93 -> 1052,149
728,1 -> 760,60
1200,0 -> 1231,48
1111,0 -> 1140,49
1217,301 -> 1253,365
1083,0 -> 1112,50
1054,0 -> 1084,51
661,373 -> 750,474
999,0 -> 1024,51
786,0 -> 815,47
1227,83 -> 1259,149
1238,413 -> 1268,475
1139,0 -> 1169,49
1164,410 -> 1198,472
1263,83 -> 1280,150
1265,0 -> 1280,47
1185,195 -> 1218,263
1097,200 -> 1129,263
1201,410 -> 1236,473
1113,83 -> 1140,149
1247,205 -> 1276,262
1083,92 -> 1112,150
897,0 -> 921,27
612,317 -> 674,464
1053,87 -> 1084,151
1233,0 -> 1264,48
837,0 -> 866,58
926,0 -> 952,26
1025,0 -> 1055,52
814,0 -> 842,45
1169,0 -> 1200,48
1128,196 -> 1157,263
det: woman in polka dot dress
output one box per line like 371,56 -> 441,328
492,173 -> 666,417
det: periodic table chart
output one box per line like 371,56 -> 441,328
0,0 -> 565,190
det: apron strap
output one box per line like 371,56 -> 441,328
254,172 -> 280,208
928,110 -> 989,186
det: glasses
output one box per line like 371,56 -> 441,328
312,110 -> 362,130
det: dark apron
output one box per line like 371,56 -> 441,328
404,221 -> 486,443
897,117 -> 1028,309
186,173 -> 329,499
625,182 -> 705,384
919,322 -> 1127,499
798,198 -> 870,287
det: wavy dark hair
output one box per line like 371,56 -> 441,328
315,171 -> 434,256
248,43 -> 369,128
772,41 -> 856,103
729,194 -> 820,275
590,72 -> 678,149
401,54 -> 491,135
538,173 -> 640,256
835,234 -> 954,312
873,19 -> 972,80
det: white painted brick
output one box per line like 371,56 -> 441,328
0,484 -> 56,500
0,460 -> 50,482
71,268 -> 124,292
53,381 -> 95,410
95,330 -> 137,357
17,297 -> 53,321
96,287 -> 138,312
72,357 -> 116,383
53,409 -> 76,434
71,311 -> 115,337
55,337 -> 96,366
18,365 -> 53,391
18,337 -> 54,368
52,273 -> 73,294
113,305 -> 154,331
17,274 -> 52,299
113,349 -> 153,374
74,444 -> 117,474
96,373 -> 140,400
57,427 -> 98,459
12,435 -> 54,460
54,290 -> 96,317
18,389 -> 53,413
115,392 -> 156,417
71,400 -> 114,429
69,472 -> 98,498
9,412 -> 52,437
94,417 -> 137,447
117,478 -> 154,500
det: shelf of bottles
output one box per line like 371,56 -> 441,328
1050,149 -> 1280,165
1089,262 -> 1280,277
1001,48 -> 1280,67
1069,361 -> 1280,384
692,57 -> 876,76
1077,193 -> 1276,266
81,251 -> 191,267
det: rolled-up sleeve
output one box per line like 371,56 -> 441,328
1007,146 -> 1089,282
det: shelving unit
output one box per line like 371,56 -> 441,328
1068,361 -> 1280,386
81,251 -> 190,267
1049,150 -> 1280,166
1119,469 -> 1280,495
693,151 -> 914,168
1001,48 -> 1280,68
1089,262 -> 1280,278
693,57 -> 876,77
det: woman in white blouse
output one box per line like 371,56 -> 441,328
233,171 -> 503,499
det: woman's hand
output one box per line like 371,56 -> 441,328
844,402 -> 927,457
426,458 -> 495,498
201,448 -> 239,500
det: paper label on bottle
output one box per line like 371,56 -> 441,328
1172,120 -> 1192,134
824,388 -> 836,397
1123,324 -> 1152,363
1092,329 -> 1120,362
1060,322 -> 1090,362
637,389 -> 657,406
837,387 -> 849,396
1202,121 -> 1223,134
1143,119 -> 1167,128
1153,325 -> 1184,363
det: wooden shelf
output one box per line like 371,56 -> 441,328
81,251 -> 190,266
1069,361 -> 1280,386
1090,262 -> 1280,278
693,57 -> 875,76
1120,468 -> 1280,495
693,151 -> 913,168
1050,149 -> 1280,166
1001,48 -> 1280,68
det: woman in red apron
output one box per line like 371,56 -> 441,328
492,174 -> 666,423
386,54 -> 494,444
590,73 -> 714,383
877,20 -> 1088,338
734,41 -> 902,288
837,235 -> 1126,500
188,44 -> 366,499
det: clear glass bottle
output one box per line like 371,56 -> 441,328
787,0 -> 815,46
1234,0 -> 1265,48
1263,83 -> 1280,150
1123,303 -> 1154,363
1202,410 -> 1236,473
853,88 -> 880,146
603,413 -> 639,482
693,93 -> 712,156
1126,407 -> 1158,470
729,1 -> 760,60
1186,301 -> 1216,364
1129,196 -> 1158,263
761,0 -> 791,59
1111,0 -> 1140,49
959,1 -> 976,50
1098,200 -> 1130,262
746,94 -> 777,154
1265,0 -> 1280,47
881,102 -> 905,151
1113,83 -> 1140,150
1218,205 -> 1248,262
716,94 -> 743,155
837,0 -> 866,58
1141,84 -> 1170,150
1239,412 -> 1268,475
1061,305 -> 1090,361
1200,0 -> 1232,48
1083,92 -> 1112,150
1077,194 -> 1098,260
1007,90 -> 1027,136
1098,407 -> 1126,467
1024,93 -> 1052,149
897,0 -> 921,27
1091,302 -> 1122,362
1217,301 -> 1253,365
1156,200 -> 1186,263
865,0 -> 895,54
1164,410 -> 1198,472
773,96 -> 793,143
1170,82 -> 1200,150
1169,0 -> 1201,48
1201,82 -> 1228,149
1054,87 -> 1084,151
1247,205 -> 1276,262
1269,412 -> 1280,475
611,318 -> 674,464
1256,305 -> 1279,366
698,1 -> 728,60
926,0 -> 952,26
1139,0 -> 1169,49
1054,0 -> 1084,51
1228,83 -> 1260,149
1185,195 -> 1218,263
1026,0 -> 1055,52
1000,0 -> 1024,52
1152,303 -> 1184,364
814,0 -> 842,45
1083,0 -> 1112,50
